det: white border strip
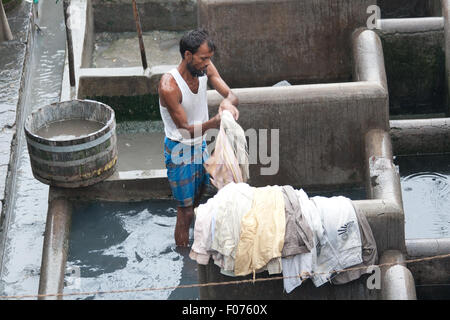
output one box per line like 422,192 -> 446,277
26,130 -> 114,153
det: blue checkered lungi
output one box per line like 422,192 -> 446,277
164,137 -> 210,207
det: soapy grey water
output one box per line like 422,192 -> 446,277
36,119 -> 104,140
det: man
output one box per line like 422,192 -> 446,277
158,29 -> 239,247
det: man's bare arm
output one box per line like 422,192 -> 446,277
207,62 -> 240,120
158,74 -> 220,139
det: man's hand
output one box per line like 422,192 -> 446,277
219,99 -> 239,121
212,112 -> 221,127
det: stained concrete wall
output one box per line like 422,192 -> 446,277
207,82 -> 388,190
198,0 -> 374,88
378,0 -> 442,18
91,0 -> 197,32
444,0 -> 450,110
376,18 -> 446,115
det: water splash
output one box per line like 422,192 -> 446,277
401,172 -> 450,239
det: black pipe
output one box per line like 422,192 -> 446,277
63,0 -> 75,87
132,0 -> 148,70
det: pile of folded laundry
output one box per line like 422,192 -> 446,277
194,108 -> 378,293
189,182 -> 378,293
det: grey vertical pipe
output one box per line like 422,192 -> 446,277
364,129 -> 403,209
380,250 -> 417,300
0,0 -> 13,42
352,28 -> 388,91
444,0 -> 450,113
38,198 -> 72,300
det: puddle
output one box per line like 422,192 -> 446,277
395,154 -> 450,239
64,200 -> 199,300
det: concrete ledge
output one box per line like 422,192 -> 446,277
77,65 -> 175,97
198,260 -> 377,300
390,117 -> 450,155
49,169 -> 172,203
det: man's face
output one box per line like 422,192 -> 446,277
186,42 -> 214,77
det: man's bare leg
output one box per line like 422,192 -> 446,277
194,182 -> 208,208
175,205 -> 194,247
174,181 -> 209,246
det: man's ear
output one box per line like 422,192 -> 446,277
185,50 -> 193,61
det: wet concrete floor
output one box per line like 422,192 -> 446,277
0,0 -> 65,298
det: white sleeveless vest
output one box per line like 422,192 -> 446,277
159,68 -> 209,145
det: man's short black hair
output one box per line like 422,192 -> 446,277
179,28 -> 216,59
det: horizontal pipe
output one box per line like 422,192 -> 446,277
406,238 -> 450,257
378,17 -> 444,34
390,118 -> 450,155
207,81 -> 387,107
406,239 -> 450,285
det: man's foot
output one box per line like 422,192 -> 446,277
174,206 -> 194,247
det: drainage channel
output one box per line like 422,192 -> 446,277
0,0 -> 65,298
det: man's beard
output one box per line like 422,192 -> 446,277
187,62 -> 206,77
